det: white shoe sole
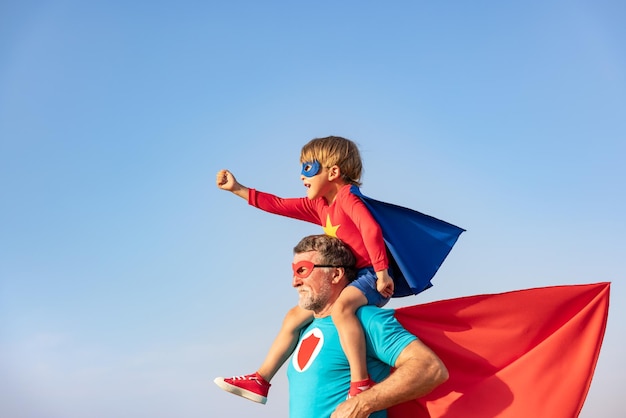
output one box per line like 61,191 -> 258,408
213,377 -> 268,404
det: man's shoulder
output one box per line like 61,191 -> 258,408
356,306 -> 417,363
356,306 -> 395,322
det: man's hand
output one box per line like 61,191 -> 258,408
330,396 -> 371,418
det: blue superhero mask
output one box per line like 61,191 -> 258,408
301,160 -> 321,177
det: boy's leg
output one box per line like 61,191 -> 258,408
258,305 -> 314,381
332,286 -> 370,386
214,305 -> 313,404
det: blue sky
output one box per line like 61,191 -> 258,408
1,1 -> 624,417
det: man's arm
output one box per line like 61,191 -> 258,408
330,339 -> 448,418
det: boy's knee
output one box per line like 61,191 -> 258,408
282,306 -> 313,330
286,306 -> 302,318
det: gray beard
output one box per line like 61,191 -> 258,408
298,279 -> 332,313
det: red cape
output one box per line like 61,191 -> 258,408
390,282 -> 610,418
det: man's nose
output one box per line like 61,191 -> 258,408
292,274 -> 302,287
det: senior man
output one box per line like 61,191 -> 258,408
286,234 -> 447,417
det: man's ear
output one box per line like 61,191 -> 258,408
327,165 -> 341,181
331,267 -> 345,284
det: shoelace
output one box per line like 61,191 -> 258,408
230,375 -> 256,381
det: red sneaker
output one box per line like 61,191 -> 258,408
214,372 -> 271,404
348,377 -> 376,398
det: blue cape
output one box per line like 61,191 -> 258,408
350,186 -> 465,297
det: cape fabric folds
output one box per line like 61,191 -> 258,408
350,186 -> 465,297
389,282 -> 610,418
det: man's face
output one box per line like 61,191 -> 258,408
292,250 -> 333,313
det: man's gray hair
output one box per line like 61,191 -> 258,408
293,235 -> 357,281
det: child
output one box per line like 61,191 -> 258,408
214,136 -> 395,403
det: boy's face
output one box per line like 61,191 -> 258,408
301,163 -> 333,201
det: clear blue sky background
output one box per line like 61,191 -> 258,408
1,1 -> 624,417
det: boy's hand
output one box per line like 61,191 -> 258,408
216,169 -> 250,201
216,169 -> 237,191
376,270 -> 394,298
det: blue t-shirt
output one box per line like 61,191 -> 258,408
287,306 -> 417,418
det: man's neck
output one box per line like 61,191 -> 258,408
313,301 -> 335,318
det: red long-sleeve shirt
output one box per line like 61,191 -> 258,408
248,185 -> 388,271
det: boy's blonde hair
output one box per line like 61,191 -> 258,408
300,136 -> 363,186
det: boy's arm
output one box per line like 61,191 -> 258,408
341,191 -> 393,296
341,191 -> 388,270
217,169 -> 320,224
331,339 -> 448,418
216,169 -> 249,201
375,269 -> 394,299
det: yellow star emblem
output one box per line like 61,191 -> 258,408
323,215 -> 340,237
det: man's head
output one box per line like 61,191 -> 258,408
300,136 -> 363,186
291,235 -> 357,316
